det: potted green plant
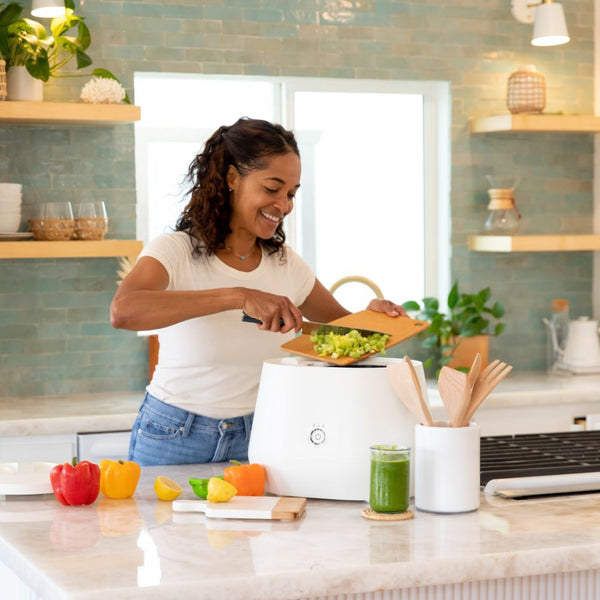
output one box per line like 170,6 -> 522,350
402,281 -> 505,375
0,1 -> 127,101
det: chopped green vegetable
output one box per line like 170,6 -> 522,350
310,329 -> 390,359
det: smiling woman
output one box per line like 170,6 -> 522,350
112,116 -> 409,466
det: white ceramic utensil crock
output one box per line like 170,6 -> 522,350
414,421 -> 480,513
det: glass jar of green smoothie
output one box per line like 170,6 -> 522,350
369,445 -> 410,513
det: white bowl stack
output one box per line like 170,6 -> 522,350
0,183 -> 23,233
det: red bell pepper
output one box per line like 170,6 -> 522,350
50,457 -> 101,506
223,460 -> 265,496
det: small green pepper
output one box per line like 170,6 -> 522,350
189,476 -> 223,499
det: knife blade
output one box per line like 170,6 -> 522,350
242,313 -> 388,337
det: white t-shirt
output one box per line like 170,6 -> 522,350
139,232 -> 315,418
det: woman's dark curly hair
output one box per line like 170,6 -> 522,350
176,117 -> 300,257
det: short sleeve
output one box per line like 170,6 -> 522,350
285,245 -> 316,306
138,233 -> 192,289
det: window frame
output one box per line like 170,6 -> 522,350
134,72 -> 451,300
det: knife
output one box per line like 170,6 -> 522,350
242,313 -> 388,337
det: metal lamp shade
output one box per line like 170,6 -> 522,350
532,2 -> 570,47
31,0 -> 66,18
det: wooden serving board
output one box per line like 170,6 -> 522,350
172,496 -> 306,521
280,309 -> 430,366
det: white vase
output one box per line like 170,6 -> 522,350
7,66 -> 43,101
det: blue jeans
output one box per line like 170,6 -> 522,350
128,392 -> 254,466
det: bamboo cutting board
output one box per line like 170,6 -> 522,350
172,496 -> 307,520
280,309 -> 430,366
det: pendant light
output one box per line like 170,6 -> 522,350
511,0 -> 570,47
31,0 -> 67,18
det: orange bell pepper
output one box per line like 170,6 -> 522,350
223,460 -> 265,496
99,459 -> 141,499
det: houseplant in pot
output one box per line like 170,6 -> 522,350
0,0 -> 126,101
402,281 -> 505,376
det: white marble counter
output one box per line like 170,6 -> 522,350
0,392 -> 141,436
2,463 -> 600,600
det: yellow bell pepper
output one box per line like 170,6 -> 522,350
99,459 -> 141,499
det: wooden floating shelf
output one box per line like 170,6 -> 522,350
0,101 -> 141,125
470,114 -> 600,133
0,239 -> 143,259
469,235 -> 600,253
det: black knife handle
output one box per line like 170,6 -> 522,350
242,312 -> 285,327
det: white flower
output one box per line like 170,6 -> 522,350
80,77 -> 126,104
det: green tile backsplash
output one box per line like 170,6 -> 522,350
0,0 -> 595,396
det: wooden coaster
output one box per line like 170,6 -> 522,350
361,507 -> 414,521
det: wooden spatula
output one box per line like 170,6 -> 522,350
462,360 -> 513,424
386,362 -> 433,426
437,366 -> 469,427
455,353 -> 481,426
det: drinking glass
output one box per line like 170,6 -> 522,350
45,201 -> 73,220
74,201 -> 107,219
73,201 -> 108,240
369,445 -> 410,513
36,202 -> 75,240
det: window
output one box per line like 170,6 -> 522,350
134,74 -> 450,307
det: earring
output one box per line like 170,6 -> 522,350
228,188 -> 233,192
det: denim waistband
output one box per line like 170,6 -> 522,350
142,392 -> 253,439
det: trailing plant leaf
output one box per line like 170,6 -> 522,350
402,280 -> 505,376
0,2 -> 21,59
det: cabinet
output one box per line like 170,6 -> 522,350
469,114 -> 600,252
0,433 -> 76,463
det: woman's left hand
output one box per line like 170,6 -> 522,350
367,298 -> 408,317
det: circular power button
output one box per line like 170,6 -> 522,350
309,427 -> 326,445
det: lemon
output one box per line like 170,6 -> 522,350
206,477 -> 237,503
154,476 -> 183,501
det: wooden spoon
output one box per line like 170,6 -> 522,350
403,355 -> 434,426
437,366 -> 468,427
386,362 -> 433,426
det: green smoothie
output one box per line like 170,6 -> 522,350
369,446 -> 410,513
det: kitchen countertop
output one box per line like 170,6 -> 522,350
2,463 -> 600,600
0,392 -> 141,436
2,372 -> 600,438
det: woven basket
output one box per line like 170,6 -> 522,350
74,217 -> 108,240
29,218 -> 75,241
506,65 -> 545,114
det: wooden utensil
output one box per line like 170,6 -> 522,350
281,310 -> 429,366
403,355 -> 434,426
386,362 -> 433,426
455,353 -> 481,426
172,496 -> 307,521
462,361 -> 513,424
437,366 -> 468,427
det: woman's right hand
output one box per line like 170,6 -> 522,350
241,289 -> 304,333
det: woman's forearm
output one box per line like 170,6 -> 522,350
110,287 -> 245,331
